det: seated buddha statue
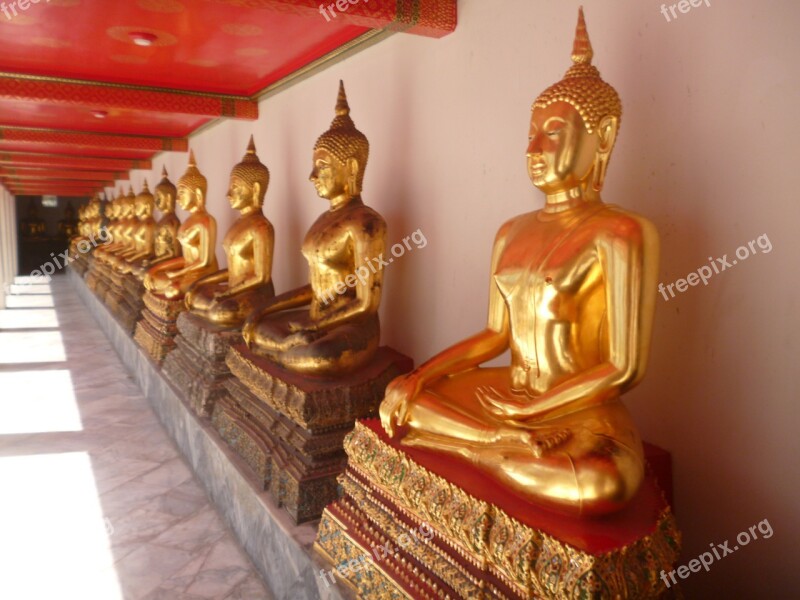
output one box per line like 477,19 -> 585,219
91,194 -> 120,262
242,82 -> 386,376
58,202 -> 79,239
186,136 -> 275,326
97,191 -> 136,265
20,202 -> 46,238
129,167 -> 182,281
144,151 -> 218,300
116,182 -> 157,274
380,10 -> 660,517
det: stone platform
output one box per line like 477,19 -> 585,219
213,344 -> 413,524
316,420 -> 682,600
163,312 -> 242,417
68,267 -> 351,600
134,291 -> 184,364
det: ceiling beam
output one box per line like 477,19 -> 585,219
0,169 -> 129,181
209,0 -> 457,38
0,152 -> 150,171
0,74 -> 258,120
0,127 -> 187,153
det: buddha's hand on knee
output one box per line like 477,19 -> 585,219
242,316 -> 257,346
380,375 -> 421,438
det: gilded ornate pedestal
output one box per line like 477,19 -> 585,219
133,291 -> 185,364
315,420 -> 681,599
212,344 -> 413,523
162,312 -> 242,417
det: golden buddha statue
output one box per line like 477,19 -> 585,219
116,182 -> 156,273
58,202 -> 79,239
379,9 -> 660,517
20,201 -> 46,238
129,167 -> 182,280
186,136 -> 275,326
144,151 -> 218,300
97,191 -> 136,265
242,81 -> 386,375
95,192 -> 125,255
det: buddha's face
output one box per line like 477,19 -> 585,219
227,175 -> 254,210
177,185 -> 196,211
155,189 -> 170,212
526,102 -> 600,193
135,199 -> 152,219
310,148 -> 350,200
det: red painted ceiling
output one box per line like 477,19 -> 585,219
0,0 -> 456,196
0,1 -> 368,95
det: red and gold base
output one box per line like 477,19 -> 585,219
211,345 -> 413,523
315,420 -> 681,599
133,291 -> 185,365
162,312 -> 242,417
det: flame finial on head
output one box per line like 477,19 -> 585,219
571,7 -> 593,65
179,149 -> 208,194
532,7 -> 621,134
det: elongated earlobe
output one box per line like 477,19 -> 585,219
592,115 -> 618,192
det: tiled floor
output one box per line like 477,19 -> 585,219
0,275 -> 272,600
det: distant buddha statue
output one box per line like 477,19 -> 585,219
243,81 -> 386,375
91,194 -> 121,261
144,151 -> 218,300
58,202 -> 79,239
96,191 -> 136,265
186,136 -> 275,326
20,201 -> 46,238
129,168 -> 181,281
116,182 -> 157,273
380,10 -> 660,517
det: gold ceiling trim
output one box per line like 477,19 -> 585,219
0,72 -> 253,103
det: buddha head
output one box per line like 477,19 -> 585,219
310,80 -> 369,202
155,166 -> 177,214
228,135 -> 269,212
120,195 -> 134,220
527,8 -> 621,196
104,197 -> 116,220
177,150 -> 207,212
135,181 -> 155,220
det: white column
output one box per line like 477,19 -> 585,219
0,186 -> 15,307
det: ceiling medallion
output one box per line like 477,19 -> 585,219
29,37 -> 73,48
221,23 -> 263,37
186,59 -> 219,68
236,48 -> 269,57
110,55 -> 149,65
107,26 -> 177,48
137,0 -> 184,13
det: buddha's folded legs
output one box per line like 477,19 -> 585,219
249,310 -> 379,375
402,367 -> 644,516
190,282 -> 275,326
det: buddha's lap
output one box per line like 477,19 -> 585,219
421,368 -> 639,442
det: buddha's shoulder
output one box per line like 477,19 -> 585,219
590,205 -> 658,243
494,211 -> 538,237
343,203 -> 387,230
